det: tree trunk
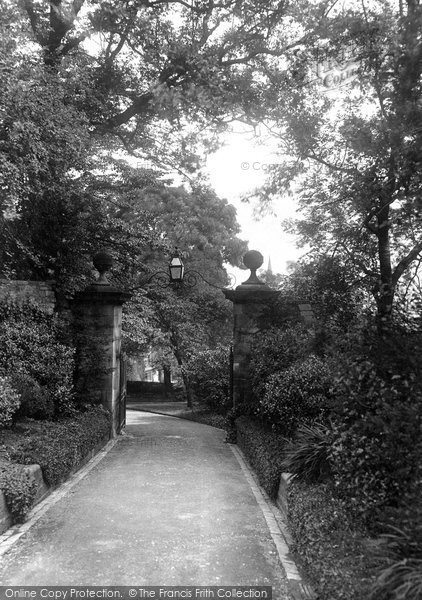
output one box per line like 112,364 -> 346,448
163,365 -> 172,397
171,341 -> 193,408
376,201 -> 394,334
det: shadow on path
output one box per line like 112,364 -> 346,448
127,399 -> 189,417
0,411 -> 290,598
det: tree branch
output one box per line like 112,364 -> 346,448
340,242 -> 378,278
220,38 -> 309,66
392,239 -> 422,286
362,210 -> 378,234
306,149 -> 358,174
105,92 -> 155,129
72,0 -> 85,17
60,31 -> 90,57
23,0 -> 46,46
403,255 -> 422,300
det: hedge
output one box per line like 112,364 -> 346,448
10,406 -> 111,487
0,463 -> 37,523
0,300 -> 75,418
0,375 -> 21,428
235,415 -> 381,599
288,481 -> 378,600
235,415 -> 286,499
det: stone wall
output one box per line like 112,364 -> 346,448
0,279 -> 56,313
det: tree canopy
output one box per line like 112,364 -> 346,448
249,0 -> 422,331
3,0 -> 421,355
1,0 -> 255,380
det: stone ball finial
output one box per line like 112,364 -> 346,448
240,250 -> 265,287
243,250 -> 264,271
93,251 -> 113,284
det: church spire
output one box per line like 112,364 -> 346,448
267,256 -> 273,274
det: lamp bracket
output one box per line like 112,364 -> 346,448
130,270 -> 236,291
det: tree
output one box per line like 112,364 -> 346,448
251,0 -> 422,333
0,11 -> 246,373
15,0 -> 342,170
0,62 -> 161,298
103,176 -> 248,404
3,0 -> 299,289
3,0 -> 346,293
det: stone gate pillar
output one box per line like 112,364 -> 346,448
223,250 -> 279,410
72,252 -> 131,437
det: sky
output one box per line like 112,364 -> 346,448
203,48 -> 361,279
81,8 -> 361,279
205,132 -> 301,277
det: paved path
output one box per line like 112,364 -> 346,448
0,412 -> 292,598
127,400 -> 189,416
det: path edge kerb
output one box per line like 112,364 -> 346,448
0,437 -> 118,558
0,434 -> 112,536
3,413 -> 315,599
229,444 -> 317,600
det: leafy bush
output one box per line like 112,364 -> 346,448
288,481 -> 377,600
281,423 -> 332,484
10,373 -> 54,420
258,355 -> 332,436
236,415 -> 286,498
329,360 -> 422,528
0,300 -> 75,418
0,376 -> 21,427
10,407 -> 111,486
0,463 -> 37,523
186,345 -> 230,414
249,324 -> 312,402
370,511 -> 422,600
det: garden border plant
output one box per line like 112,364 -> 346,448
0,299 -> 76,419
0,463 -> 37,523
235,415 -> 287,499
235,308 -> 422,600
9,406 -> 111,487
185,344 -> 231,415
287,480 -> 379,600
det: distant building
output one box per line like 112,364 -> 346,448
127,349 -> 179,384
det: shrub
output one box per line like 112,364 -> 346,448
281,423 -> 332,484
236,415 -> 286,498
370,514 -> 422,600
0,376 -> 21,427
288,481 -> 377,600
329,360 -> 422,528
330,404 -> 422,528
258,355 -> 332,437
0,463 -> 37,523
10,406 -> 111,486
0,300 -> 75,418
186,345 -> 230,414
10,373 -> 54,420
249,324 -> 312,402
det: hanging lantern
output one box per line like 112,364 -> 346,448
169,249 -> 185,282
